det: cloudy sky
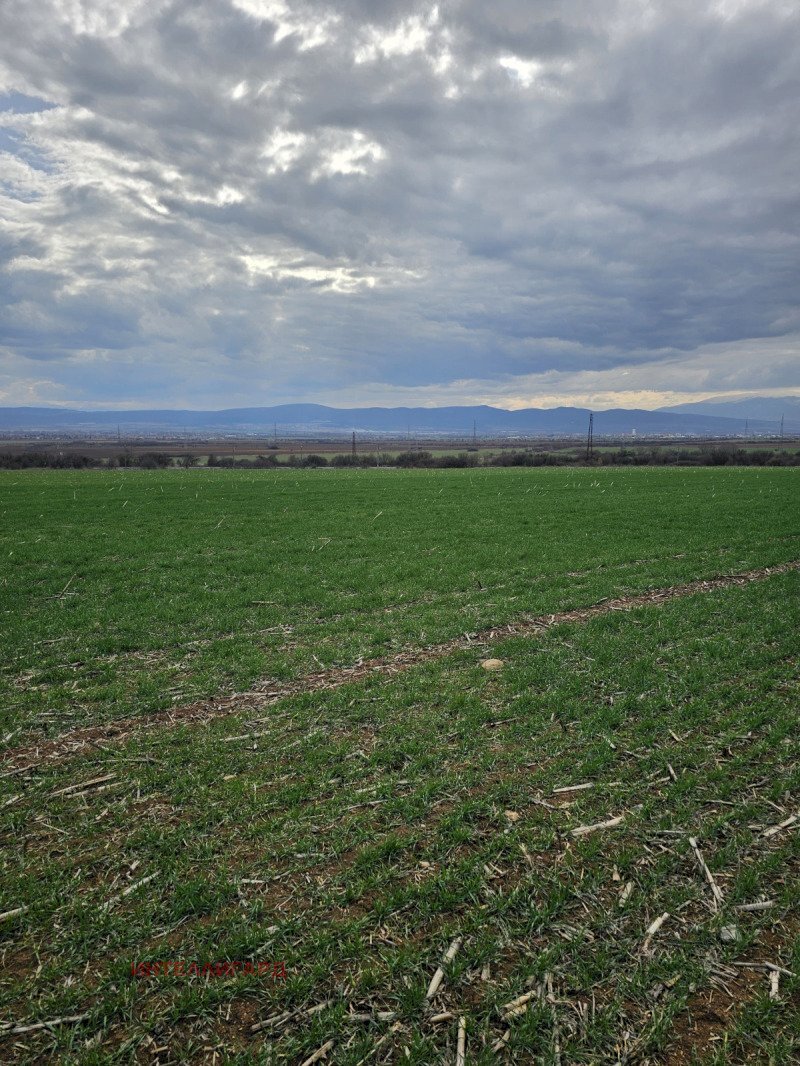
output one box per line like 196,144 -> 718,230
1,0 -> 798,411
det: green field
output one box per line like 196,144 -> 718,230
1,467 -> 798,1063
2,466 -> 798,744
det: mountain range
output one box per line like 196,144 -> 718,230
0,399 -> 797,438
659,396 -> 800,423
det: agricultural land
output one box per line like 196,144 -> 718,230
1,466 -> 798,1064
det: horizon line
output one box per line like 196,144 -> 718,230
2,395 -> 800,416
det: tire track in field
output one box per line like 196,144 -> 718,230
4,561 -> 798,771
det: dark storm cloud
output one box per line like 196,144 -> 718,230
0,0 -> 798,408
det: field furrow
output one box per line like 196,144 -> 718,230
1,468 -> 798,1063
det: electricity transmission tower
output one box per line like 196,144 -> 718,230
586,412 -> 594,460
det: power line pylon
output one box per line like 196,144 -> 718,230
586,412 -> 594,460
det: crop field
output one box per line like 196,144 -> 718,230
1,466 -> 798,1064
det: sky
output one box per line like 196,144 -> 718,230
1,0 -> 799,412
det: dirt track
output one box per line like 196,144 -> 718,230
4,560 -> 797,772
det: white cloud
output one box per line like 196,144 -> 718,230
242,253 -> 377,291
230,0 -> 338,49
355,7 -> 439,63
260,128 -> 307,173
0,0 -> 797,408
498,55 -> 543,88
313,130 -> 385,178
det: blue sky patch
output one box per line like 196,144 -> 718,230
0,90 -> 56,114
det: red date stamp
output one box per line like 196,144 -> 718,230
131,960 -> 287,979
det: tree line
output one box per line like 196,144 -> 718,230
1,445 -> 798,469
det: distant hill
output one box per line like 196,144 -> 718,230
660,396 -> 800,429
0,403 -> 795,437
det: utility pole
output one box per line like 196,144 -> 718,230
780,414 -> 784,439
586,412 -> 594,460
351,431 -> 356,459
473,419 -> 477,447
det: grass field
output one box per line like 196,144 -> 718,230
1,467 -> 798,1063
2,466 -> 798,744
